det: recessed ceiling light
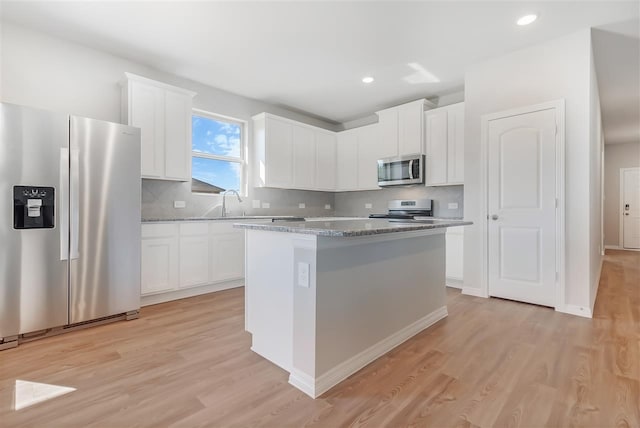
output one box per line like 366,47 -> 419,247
517,14 -> 537,26
362,76 -> 375,84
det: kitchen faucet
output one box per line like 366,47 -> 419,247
221,189 -> 243,217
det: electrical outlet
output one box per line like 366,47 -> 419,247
262,202 -> 270,209
252,200 -> 261,209
173,201 -> 186,208
298,203 -> 306,209
365,203 -> 373,209
297,262 -> 310,288
324,204 -> 331,210
448,202 -> 459,210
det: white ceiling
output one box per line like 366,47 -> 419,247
1,1 -> 639,128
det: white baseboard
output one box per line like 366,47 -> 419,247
590,256 -> 603,315
141,279 -> 244,307
558,304 -> 593,318
604,245 -> 640,252
446,277 -> 463,289
288,306 -> 448,399
461,287 -> 488,298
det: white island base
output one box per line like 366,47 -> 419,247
244,227 -> 449,398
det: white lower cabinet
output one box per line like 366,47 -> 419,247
179,223 -> 210,288
141,220 -> 251,305
141,224 -> 179,295
209,223 -> 245,283
445,226 -> 464,288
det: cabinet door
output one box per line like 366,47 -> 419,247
130,81 -> 164,178
141,236 -> 178,295
425,109 -> 448,185
210,228 -> 245,283
357,124 -> 380,190
179,234 -> 210,288
164,90 -> 192,181
336,130 -> 359,191
447,103 -> 465,184
265,117 -> 293,188
446,227 -> 464,281
292,124 -> 316,189
376,109 -> 399,158
398,103 -> 423,155
316,131 -> 336,191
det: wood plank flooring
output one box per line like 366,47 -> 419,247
1,249 -> 638,427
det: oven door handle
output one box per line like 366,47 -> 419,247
409,159 -> 414,180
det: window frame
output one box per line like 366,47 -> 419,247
191,108 -> 248,196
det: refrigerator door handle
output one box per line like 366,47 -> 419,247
59,148 -> 70,261
70,148 -> 80,260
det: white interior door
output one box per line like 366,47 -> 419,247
488,108 -> 557,307
622,168 -> 640,249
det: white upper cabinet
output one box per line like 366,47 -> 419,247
356,124 -> 381,190
121,73 -> 196,181
376,99 -> 435,158
315,131 -> 337,191
292,124 -> 316,189
424,102 -> 465,186
253,113 -> 337,191
336,129 -> 359,191
376,108 -> 399,159
446,102 -> 465,184
425,109 -> 448,185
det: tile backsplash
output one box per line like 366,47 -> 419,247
333,185 -> 464,218
142,179 -> 463,220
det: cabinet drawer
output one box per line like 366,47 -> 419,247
180,222 -> 209,236
142,223 -> 179,238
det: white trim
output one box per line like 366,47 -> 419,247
122,72 -> 197,97
590,256 -> 603,315
619,167 -> 640,249
479,100 -> 566,310
446,278 -> 463,289
604,245 -> 623,250
288,306 -> 448,398
461,287 -> 488,297
141,280 -> 243,307
558,304 -> 593,318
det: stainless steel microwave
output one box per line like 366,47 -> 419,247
377,154 -> 425,187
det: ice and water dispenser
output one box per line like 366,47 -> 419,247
13,186 -> 55,229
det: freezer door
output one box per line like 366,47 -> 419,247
0,103 -> 69,338
69,116 -> 141,324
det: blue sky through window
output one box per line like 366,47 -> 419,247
192,115 -> 241,157
192,114 -> 242,192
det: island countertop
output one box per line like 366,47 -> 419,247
234,218 -> 471,237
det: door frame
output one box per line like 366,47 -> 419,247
479,99 -> 566,309
619,167 -> 640,250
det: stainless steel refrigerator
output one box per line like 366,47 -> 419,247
0,102 -> 141,349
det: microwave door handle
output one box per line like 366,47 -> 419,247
409,159 -> 414,180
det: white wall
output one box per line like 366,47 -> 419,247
0,22 -> 338,218
588,36 -> 604,311
603,143 -> 640,247
463,29 -> 597,313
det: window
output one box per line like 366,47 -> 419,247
191,110 -> 245,195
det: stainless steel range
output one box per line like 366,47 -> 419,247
369,199 -> 433,220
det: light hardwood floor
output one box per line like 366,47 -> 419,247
1,250 -> 638,427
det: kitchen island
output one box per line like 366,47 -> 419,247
234,218 -> 471,398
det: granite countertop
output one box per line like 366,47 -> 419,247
142,215 -> 303,223
233,218 -> 472,237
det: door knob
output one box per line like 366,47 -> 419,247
491,214 -> 499,220
625,213 -> 630,216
